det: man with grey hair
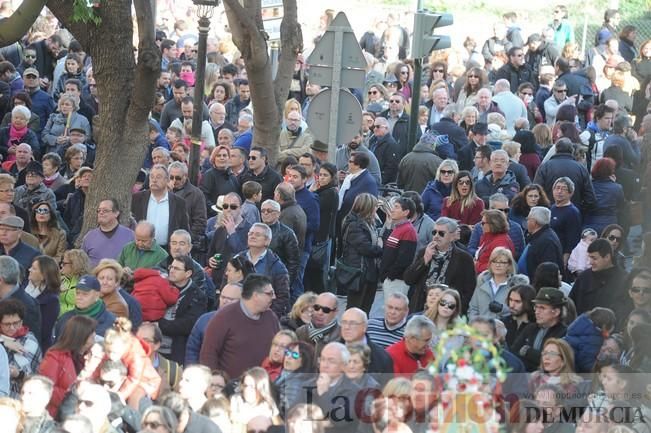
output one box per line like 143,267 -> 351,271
405,217 -> 476,313
260,199 -> 300,286
239,222 -> 290,316
132,163 -> 190,248
0,255 -> 41,339
520,206 -> 563,278
427,87 -> 449,125
339,307 -> 393,376
367,292 -> 410,349
386,315 -> 436,375
169,161 -> 207,251
475,148 -> 520,206
233,112 -> 253,151
474,88 -> 504,124
468,192 -> 525,258
168,229 -> 214,305
314,341 -> 361,433
274,183 -> 307,252
152,146 -> 172,167
603,113 -> 639,169
492,78 -> 528,135
550,177 -> 582,265
428,103 -> 469,157
208,101 -> 235,142
396,130 -> 443,193
369,115 -> 401,184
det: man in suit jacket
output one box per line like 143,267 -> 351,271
131,164 -> 189,248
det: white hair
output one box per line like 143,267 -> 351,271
528,206 -> 551,226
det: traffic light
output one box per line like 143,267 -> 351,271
411,11 -> 453,59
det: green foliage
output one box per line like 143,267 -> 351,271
72,0 -> 102,25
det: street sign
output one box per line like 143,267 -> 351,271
307,88 -> 362,146
306,12 -> 366,163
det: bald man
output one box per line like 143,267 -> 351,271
340,308 -> 393,378
296,292 -> 340,360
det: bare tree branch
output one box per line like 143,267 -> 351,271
0,0 -> 46,46
131,0 -> 160,114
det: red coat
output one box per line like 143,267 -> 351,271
131,268 -> 179,321
519,153 -> 541,180
39,349 -> 78,416
386,339 -> 435,377
475,232 -> 515,274
441,197 -> 485,225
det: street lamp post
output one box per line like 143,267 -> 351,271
189,0 -> 220,185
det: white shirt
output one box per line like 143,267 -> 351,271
147,191 -> 170,246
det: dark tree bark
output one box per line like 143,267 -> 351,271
222,0 -> 303,165
0,0 -> 159,243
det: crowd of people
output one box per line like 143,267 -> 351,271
0,1 -> 649,433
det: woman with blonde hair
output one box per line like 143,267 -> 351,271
456,67 -> 487,107
93,259 -> 129,318
532,123 -> 553,156
340,193 -> 383,313
281,292 -> 316,331
231,367 -> 282,432
459,106 -> 479,135
469,247 -> 516,319
59,249 -> 91,316
441,170 -> 484,225
422,159 -> 459,220
366,83 -> 389,111
203,63 -> 220,100
529,338 -> 582,395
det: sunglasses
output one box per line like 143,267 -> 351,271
631,287 -> 651,295
313,304 -> 336,314
248,155 -> 258,160
440,169 -> 455,175
432,230 -> 448,237
607,235 -> 622,242
284,349 -> 300,359
439,300 -> 456,310
261,208 -> 277,214
368,90 -> 378,95
223,204 -> 239,210
457,179 -> 471,186
468,75 -> 479,78
170,175 -> 184,181
35,207 -> 50,215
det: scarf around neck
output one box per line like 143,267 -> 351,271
9,124 -> 28,144
74,299 -> 104,318
308,319 -> 337,342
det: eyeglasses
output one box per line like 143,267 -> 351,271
248,155 -> 258,160
35,207 -> 50,215
261,208 -> 278,214
541,351 -> 561,358
170,175 -> 184,181
439,300 -> 456,310
284,349 -> 300,359
97,208 -> 113,214
607,235 -> 622,242
458,179 -> 471,186
495,208 -> 509,214
432,230 -> 448,237
223,204 -> 239,210
630,287 -> 651,295
313,304 -> 336,314
440,169 -> 455,175
142,420 -> 163,429
0,319 -> 22,328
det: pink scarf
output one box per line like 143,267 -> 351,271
7,125 -> 28,162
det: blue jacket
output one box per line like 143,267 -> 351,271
233,130 -> 252,152
422,180 -> 451,221
185,310 -> 216,365
295,186 -> 320,253
28,89 -> 55,132
475,170 -> 520,207
250,249 -> 290,317
0,127 -> 41,159
339,170 -> 378,222
584,179 -> 625,234
144,121 -> 170,169
563,313 -> 603,373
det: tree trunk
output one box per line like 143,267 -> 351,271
43,0 -> 159,242
223,0 -> 302,166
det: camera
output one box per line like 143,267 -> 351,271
488,301 -> 503,314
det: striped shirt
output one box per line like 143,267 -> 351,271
367,317 -> 407,349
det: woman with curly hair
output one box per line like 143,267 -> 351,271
510,184 -> 550,232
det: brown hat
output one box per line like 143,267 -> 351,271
311,140 -> 329,153
23,68 -> 39,78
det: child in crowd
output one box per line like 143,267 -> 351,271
564,306 -> 616,373
568,228 -> 598,275
241,180 -> 262,225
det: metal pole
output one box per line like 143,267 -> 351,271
327,26 -> 344,164
189,15 -> 210,186
270,41 -> 279,79
407,57 -> 422,152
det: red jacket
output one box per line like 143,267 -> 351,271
386,339 -> 435,377
441,197 -> 485,225
39,349 -> 78,416
475,232 -> 515,274
132,268 -> 179,321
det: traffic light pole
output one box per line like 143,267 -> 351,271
407,57 -> 422,152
